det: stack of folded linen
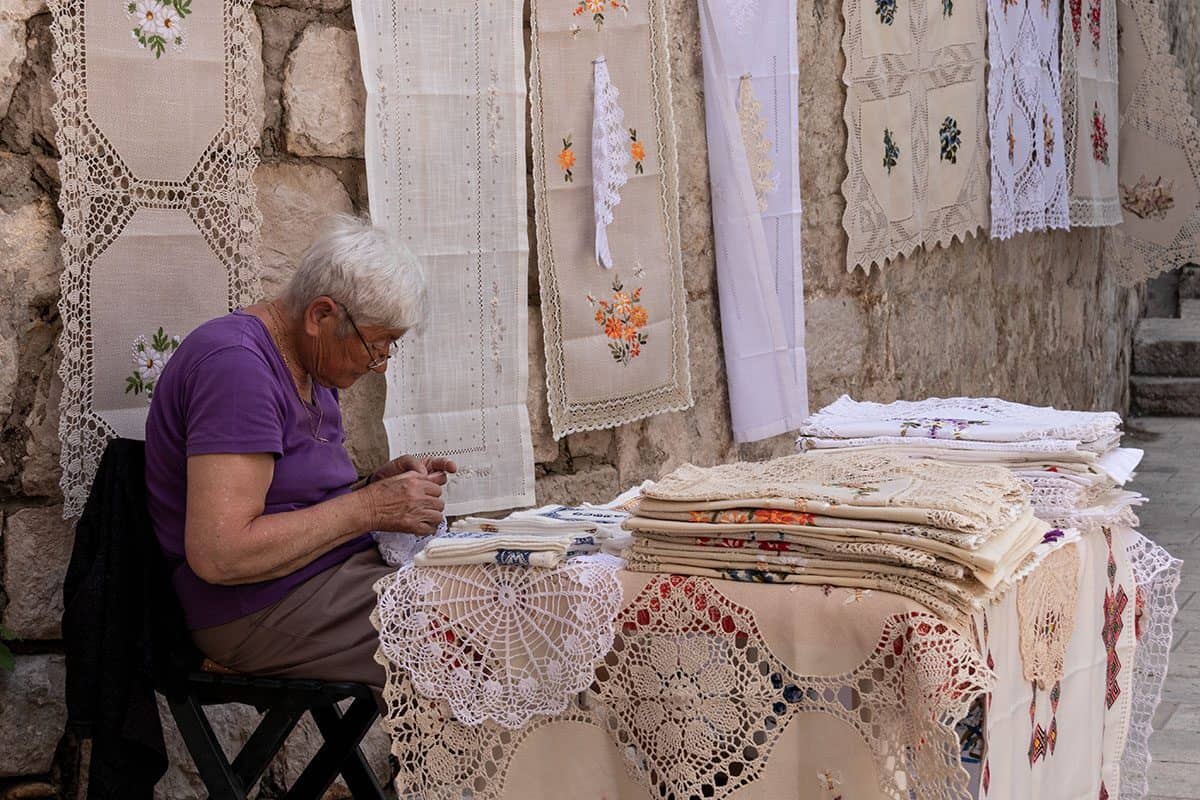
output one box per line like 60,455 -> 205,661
412,503 -> 633,567
622,450 -> 1074,623
796,396 -> 1145,529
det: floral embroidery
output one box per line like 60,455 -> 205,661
125,327 -> 181,401
587,276 -> 649,365
1002,0 -> 1020,15
843,588 -> 873,605
1091,103 -> 1110,165
1070,0 -> 1083,44
573,0 -> 628,30
559,134 -> 575,182
569,23 -> 582,38
882,128 -> 900,173
1121,175 -> 1176,219
628,128 -> 646,174
737,76 -> 777,210
127,0 -> 191,59
816,769 -> 843,799
943,0 -> 953,15
1101,528 -> 1126,709
1088,0 -> 1102,49
939,116 -> 962,164
1007,114 -> 1016,162
1041,0 -> 1051,16
1043,107 -> 1055,168
899,418 -> 987,439
875,0 -> 897,25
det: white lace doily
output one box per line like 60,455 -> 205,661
373,554 -> 623,728
1120,531 -> 1182,800
592,56 -> 631,269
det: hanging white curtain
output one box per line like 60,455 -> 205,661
698,0 -> 808,443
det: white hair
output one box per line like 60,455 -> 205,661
283,214 -> 427,331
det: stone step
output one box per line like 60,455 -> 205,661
1181,264 -> 1200,300
1131,375 -> 1200,416
1183,297 -> 1200,320
1134,317 -> 1200,376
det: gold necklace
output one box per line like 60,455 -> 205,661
264,303 -> 328,443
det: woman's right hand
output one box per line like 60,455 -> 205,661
360,470 -> 447,534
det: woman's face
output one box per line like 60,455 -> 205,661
300,297 -> 406,388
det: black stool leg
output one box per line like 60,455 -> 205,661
232,706 -> 306,791
167,695 -> 247,800
312,700 -> 386,799
284,698 -> 382,800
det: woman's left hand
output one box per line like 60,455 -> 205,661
370,454 -> 458,483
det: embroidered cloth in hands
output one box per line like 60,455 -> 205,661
529,0 -> 693,437
49,0 -> 264,516
352,0 -> 535,515
840,0 -> 989,269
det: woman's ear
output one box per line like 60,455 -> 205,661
304,296 -> 338,334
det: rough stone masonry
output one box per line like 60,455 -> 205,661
0,0 -> 1144,796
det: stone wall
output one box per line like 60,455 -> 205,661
0,0 -> 1139,797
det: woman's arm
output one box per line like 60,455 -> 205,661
183,452 -> 444,585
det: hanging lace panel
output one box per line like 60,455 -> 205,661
352,0 -> 535,514
840,0 -> 990,270
1113,0 -> 1200,285
529,0 -> 693,437
986,0 -> 1071,239
1060,0 -> 1121,225
591,57 -> 630,271
49,0 -> 264,516
374,573 -> 992,800
698,0 -> 809,443
1118,530 -> 1182,800
1018,542 -> 1081,688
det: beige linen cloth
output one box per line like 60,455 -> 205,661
49,0 -> 264,516
1114,0 -> 1200,285
528,0 -> 693,437
840,0 -> 989,270
376,571 -> 992,800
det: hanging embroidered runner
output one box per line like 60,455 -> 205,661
353,0 -> 535,515
698,0 -> 808,441
49,0 -> 263,516
1114,0 -> 1200,285
840,0 -> 989,270
1060,0 -> 1120,226
986,0 -> 1070,239
529,0 -> 692,438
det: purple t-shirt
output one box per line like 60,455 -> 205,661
145,310 -> 373,630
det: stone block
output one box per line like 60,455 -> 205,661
535,464 -> 619,506
1132,376 -> 1200,416
340,370 -> 387,475
0,655 -> 67,778
0,13 -> 55,154
20,354 -> 62,498
0,195 -> 63,309
257,0 -> 350,10
0,782 -> 56,800
283,25 -> 365,158
1,505 -> 73,639
1134,318 -> 1200,377
0,17 -> 25,121
155,695 -> 264,800
1180,265 -> 1200,301
253,161 -> 354,296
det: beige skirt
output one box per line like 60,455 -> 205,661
190,548 -> 395,694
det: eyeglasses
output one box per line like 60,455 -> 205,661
335,300 -> 397,370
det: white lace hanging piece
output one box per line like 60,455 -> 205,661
987,0 -> 1071,239
736,76 -> 777,211
373,554 -> 623,728
1120,531 -> 1183,800
592,57 -> 631,270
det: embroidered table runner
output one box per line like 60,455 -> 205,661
1114,0 -> 1200,285
528,0 -> 693,437
49,0 -> 263,516
698,0 -> 808,441
986,0 -> 1070,239
376,572 -> 991,800
840,0 -> 989,270
1060,0 -> 1120,226
352,0 -> 535,514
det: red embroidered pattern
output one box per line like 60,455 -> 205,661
1099,783 -> 1108,800
1101,528 -> 1126,709
1028,680 -> 1062,765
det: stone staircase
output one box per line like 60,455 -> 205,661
1132,265 -> 1200,415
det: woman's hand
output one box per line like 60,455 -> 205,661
360,470 -> 447,535
370,454 -> 458,483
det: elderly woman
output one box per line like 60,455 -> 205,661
145,215 -> 451,693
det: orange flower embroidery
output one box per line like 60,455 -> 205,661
753,509 -> 816,526
587,276 -> 649,366
575,0 -> 627,28
559,134 -> 575,182
629,128 -> 646,174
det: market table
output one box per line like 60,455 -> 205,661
370,524 -> 1178,800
